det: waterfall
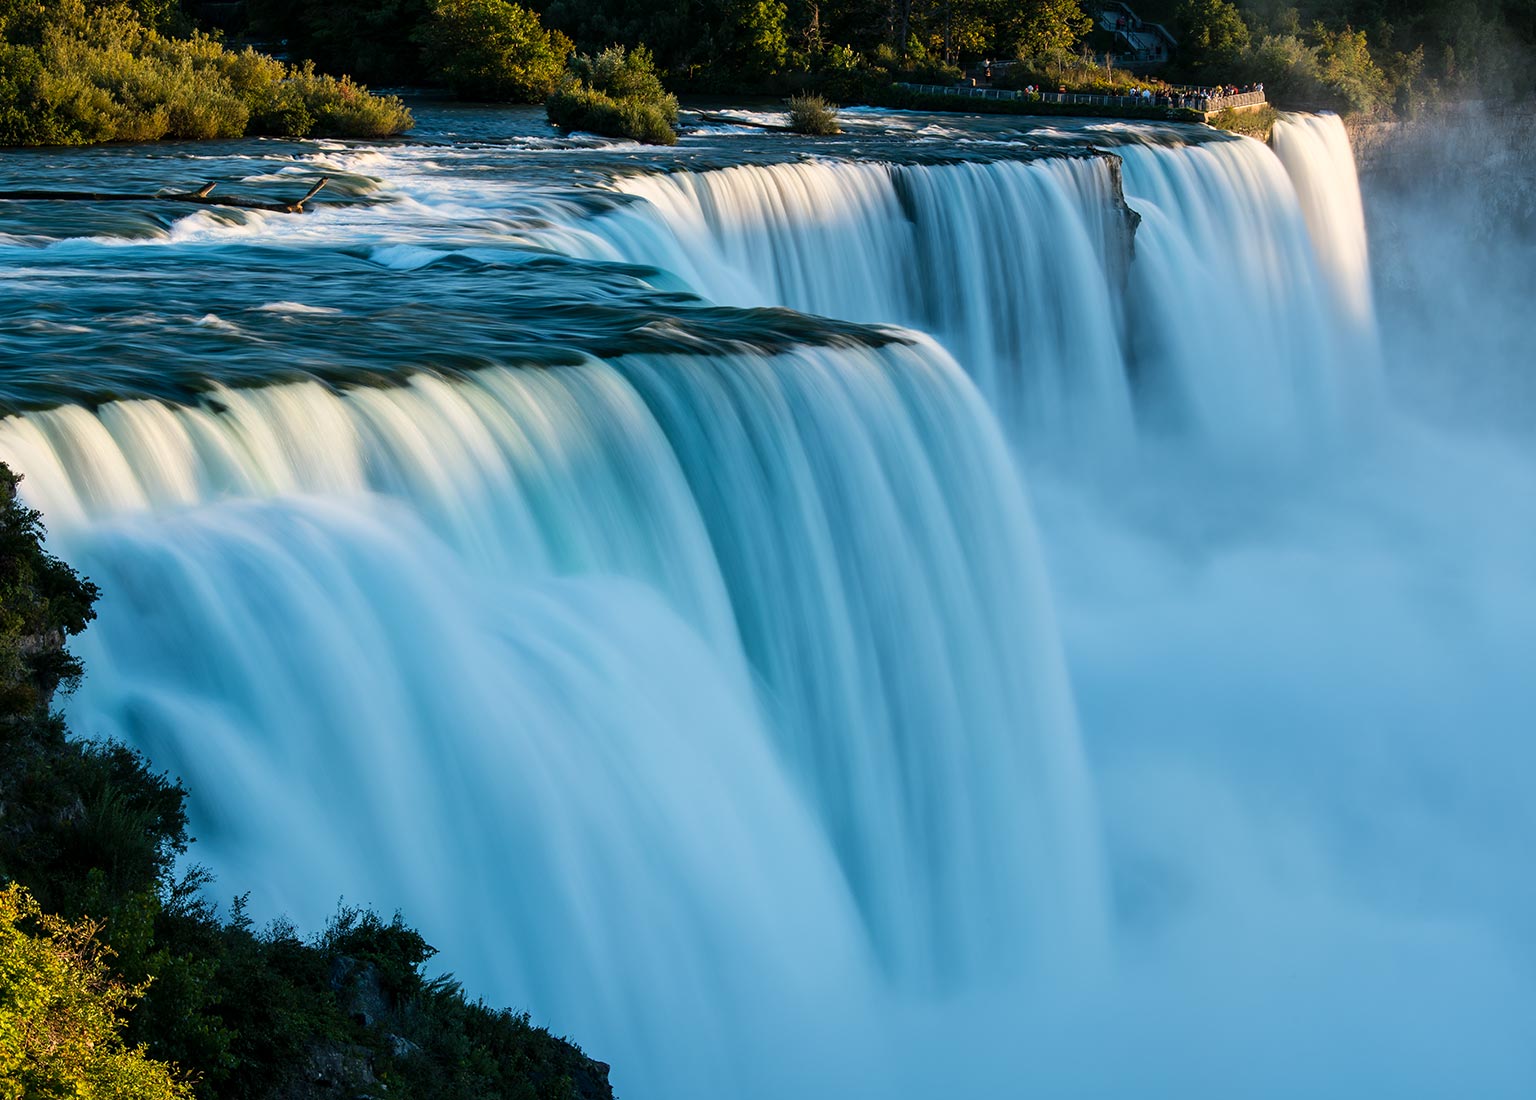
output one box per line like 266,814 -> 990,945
537,156 -> 1139,451
1271,113 -> 1375,331
532,125 -> 1376,457
0,340 -> 1103,1095
1115,124 -> 1378,449
9,107 -> 1518,1098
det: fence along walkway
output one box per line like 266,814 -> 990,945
896,83 -> 1267,115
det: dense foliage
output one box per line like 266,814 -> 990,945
232,0 -> 1534,118
0,0 -> 411,145
0,467 -> 96,718
547,44 -> 679,142
0,464 -> 611,1100
8,0 -> 1529,133
1171,0 -> 1536,111
0,883 -> 192,1100
537,0 -> 1099,88
416,0 -> 573,101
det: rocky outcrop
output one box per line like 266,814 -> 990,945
274,1045 -> 378,1100
1094,148 -> 1143,297
263,953 -> 615,1100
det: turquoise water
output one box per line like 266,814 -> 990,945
3,105 -> 1532,1097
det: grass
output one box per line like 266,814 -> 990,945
1210,104 -> 1280,140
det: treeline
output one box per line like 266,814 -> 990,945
236,0 -> 1535,102
243,0 -> 1097,94
0,462 -> 612,1100
229,0 -> 1534,124
0,0 -> 412,144
9,0 -> 1530,149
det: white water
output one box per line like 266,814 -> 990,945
536,117 -> 1375,458
2,342 -> 1103,1094
1272,113 -> 1375,330
545,157 -> 1136,450
5,110 -> 1535,1096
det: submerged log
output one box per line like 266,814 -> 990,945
0,177 -> 330,214
691,111 -> 794,133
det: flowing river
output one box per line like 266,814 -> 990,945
2,103 -> 1533,1097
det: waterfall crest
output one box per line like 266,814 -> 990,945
534,129 -> 1377,457
542,156 -> 1138,450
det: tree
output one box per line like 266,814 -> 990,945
720,0 -> 791,76
546,44 -> 680,144
997,0 -> 1092,60
416,0 -> 574,101
0,883 -> 192,1100
1313,22 -> 1391,111
1176,0 -> 1251,72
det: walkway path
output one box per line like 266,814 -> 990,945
897,82 -> 1267,119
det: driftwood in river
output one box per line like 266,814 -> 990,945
0,177 -> 330,213
691,111 -> 794,133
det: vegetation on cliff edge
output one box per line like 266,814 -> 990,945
0,463 -> 611,1100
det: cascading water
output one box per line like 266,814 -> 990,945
0,340 -> 1103,1094
536,116 -> 1374,456
542,156 -> 1137,448
1271,112 -> 1375,329
1116,119 -> 1377,447
3,105 -> 1533,1096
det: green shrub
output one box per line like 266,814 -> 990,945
787,92 -> 839,134
281,61 -> 415,138
571,42 -> 672,105
1210,103 -> 1278,138
0,0 -> 412,146
546,45 -> 678,145
547,79 -> 678,143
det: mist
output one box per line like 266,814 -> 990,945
1006,105 -> 1536,1094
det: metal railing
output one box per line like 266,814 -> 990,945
1205,90 -> 1267,111
896,83 -> 1266,114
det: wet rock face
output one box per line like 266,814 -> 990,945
296,953 -> 615,1100
1100,150 -> 1144,284
276,1045 -> 378,1100
330,956 -> 390,1028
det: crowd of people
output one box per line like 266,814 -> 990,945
956,60 -> 1269,112
999,82 -> 1265,110
1139,82 -> 1265,109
